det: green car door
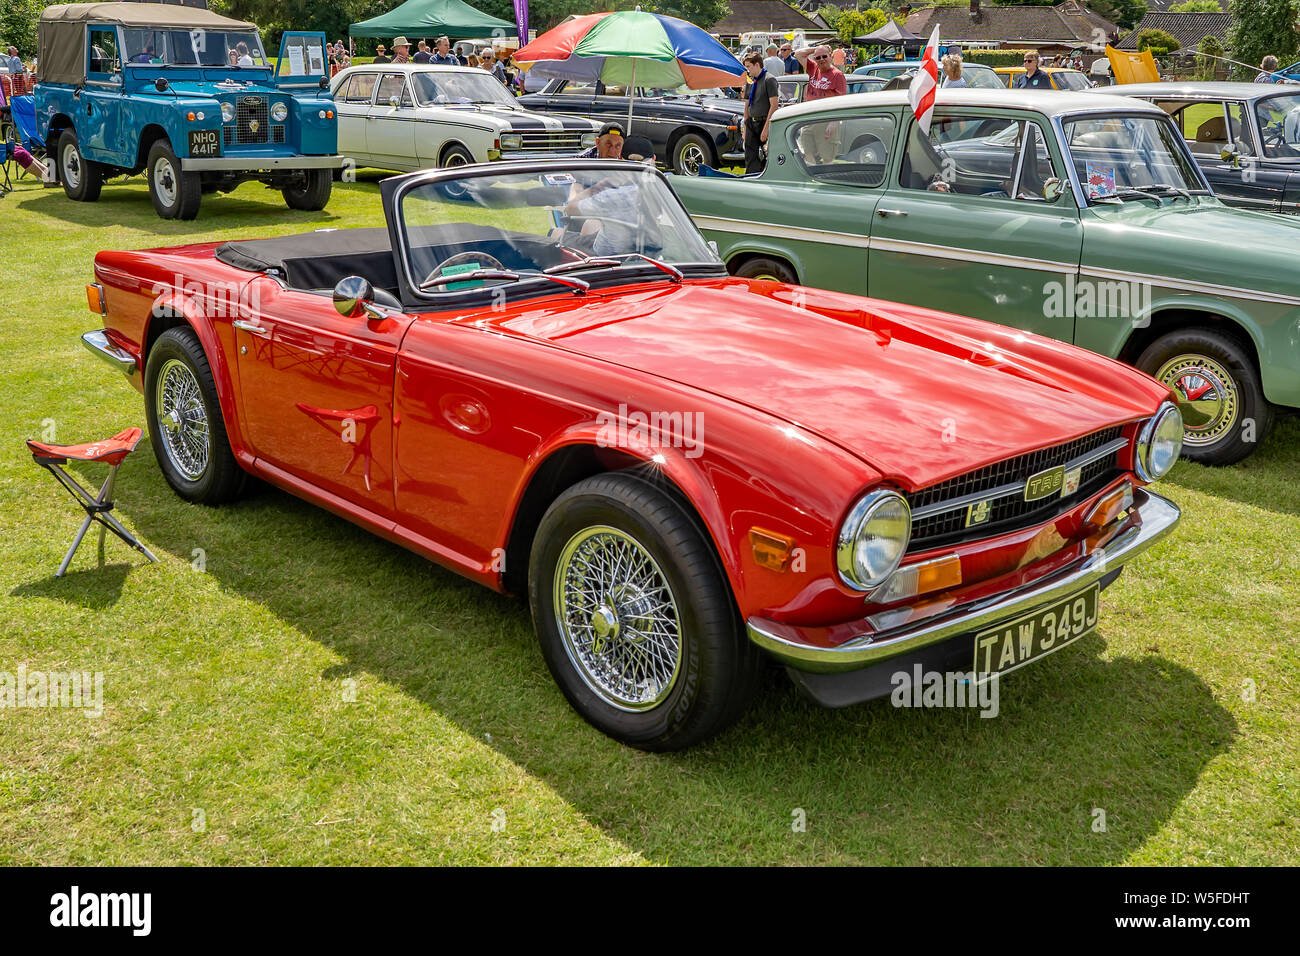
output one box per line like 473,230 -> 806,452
866,109 -> 1084,342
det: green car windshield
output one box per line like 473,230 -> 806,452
122,28 -> 268,68
398,166 -> 720,299
1063,114 -> 1205,202
1254,92 -> 1300,158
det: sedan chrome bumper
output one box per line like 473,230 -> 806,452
82,330 -> 138,377
747,488 -> 1180,674
181,154 -> 344,171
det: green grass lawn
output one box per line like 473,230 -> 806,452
0,171 -> 1296,865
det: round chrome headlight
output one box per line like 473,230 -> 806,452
220,102 -> 235,124
271,101 -> 289,123
1136,401 -> 1183,482
836,489 -> 912,591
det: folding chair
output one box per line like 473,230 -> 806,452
27,427 -> 159,577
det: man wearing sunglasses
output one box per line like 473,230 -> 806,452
794,44 -> 846,100
1013,52 -> 1053,89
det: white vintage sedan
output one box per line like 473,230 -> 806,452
330,63 -> 599,172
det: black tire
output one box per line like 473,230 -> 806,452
282,168 -> 332,210
671,132 -> 712,175
733,255 -> 798,284
528,472 -> 762,751
1,120 -> 15,146
57,129 -> 104,202
145,327 -> 248,504
440,143 -> 474,168
1135,327 -> 1274,466
146,139 -> 201,220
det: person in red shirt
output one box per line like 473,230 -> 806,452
794,45 -> 847,100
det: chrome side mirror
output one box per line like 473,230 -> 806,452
1221,145 -> 1241,167
388,95 -> 401,108
334,275 -> 378,318
1042,177 -> 1068,201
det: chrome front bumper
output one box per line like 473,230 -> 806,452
181,154 -> 344,171
747,488 -> 1180,674
82,330 -> 137,376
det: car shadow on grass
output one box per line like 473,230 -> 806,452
104,441 -> 1237,865
13,184 -> 343,231
1167,414 -> 1300,519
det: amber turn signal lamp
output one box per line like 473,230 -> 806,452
1085,482 -> 1134,531
873,553 -> 962,603
326,110 -> 335,119
86,283 -> 105,315
186,111 -> 196,121
749,528 -> 795,571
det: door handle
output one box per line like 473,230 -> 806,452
876,208 -> 908,217
233,320 -> 268,335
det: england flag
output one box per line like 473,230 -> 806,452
908,26 -> 941,136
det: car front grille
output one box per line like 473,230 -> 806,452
272,124 -> 285,144
234,96 -> 269,145
906,425 -> 1127,550
511,131 -> 585,153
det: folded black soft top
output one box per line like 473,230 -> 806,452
215,228 -> 394,277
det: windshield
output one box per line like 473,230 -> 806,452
960,65 -> 1003,89
1051,70 -> 1091,90
412,71 -> 517,107
122,28 -> 267,68
1063,114 -> 1205,201
1254,92 -> 1300,158
398,166 -> 720,300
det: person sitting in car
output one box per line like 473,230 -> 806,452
576,122 -> 625,159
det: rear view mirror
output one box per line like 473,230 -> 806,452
334,275 -> 378,318
388,95 -> 401,108
1221,145 -> 1241,167
1043,177 -> 1068,201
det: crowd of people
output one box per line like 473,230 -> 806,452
335,35 -> 519,88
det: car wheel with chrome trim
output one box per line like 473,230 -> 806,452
1136,328 -> 1273,466
528,471 -> 762,751
733,256 -> 797,284
144,327 -> 248,504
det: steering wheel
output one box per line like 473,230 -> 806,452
422,251 -> 506,289
1262,123 -> 1287,149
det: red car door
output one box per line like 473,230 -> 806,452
234,276 -> 413,518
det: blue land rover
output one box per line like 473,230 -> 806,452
36,2 -> 342,219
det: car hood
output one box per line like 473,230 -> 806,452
424,105 -> 597,132
157,79 -> 286,98
1084,198 -> 1300,299
486,279 -> 1159,489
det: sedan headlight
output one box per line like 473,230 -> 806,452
271,101 -> 289,123
220,102 -> 235,124
499,133 -> 523,151
836,489 -> 912,591
1136,401 -> 1183,482
581,132 -> 598,148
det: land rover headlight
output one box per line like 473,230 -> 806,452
221,102 -> 235,124
837,489 -> 912,591
499,133 -> 523,151
271,101 -> 289,123
1136,402 -> 1183,482
581,131 -> 598,148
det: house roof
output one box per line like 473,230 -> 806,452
1116,12 -> 1235,51
709,0 -> 824,36
904,1 -> 1118,45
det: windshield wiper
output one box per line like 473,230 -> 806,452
1146,182 -> 1193,201
1111,187 -> 1166,203
544,253 -> 683,283
616,253 -> 684,283
419,268 -> 589,295
545,257 -> 621,275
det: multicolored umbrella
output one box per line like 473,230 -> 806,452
515,10 -> 744,131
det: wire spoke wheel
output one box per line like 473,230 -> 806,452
155,358 -> 210,481
553,525 -> 682,711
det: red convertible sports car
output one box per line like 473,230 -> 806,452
83,160 -> 1183,750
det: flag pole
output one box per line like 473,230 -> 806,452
627,59 -> 636,134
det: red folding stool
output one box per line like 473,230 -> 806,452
27,427 -> 159,577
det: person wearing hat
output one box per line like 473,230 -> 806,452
372,44 -> 390,64
577,122 -> 625,159
391,37 -> 411,64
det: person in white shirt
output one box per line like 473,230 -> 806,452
762,44 -> 785,77
941,55 -> 966,88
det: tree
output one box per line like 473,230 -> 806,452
1087,0 -> 1148,31
1228,0 -> 1299,79
1170,0 -> 1221,11
1135,28 -> 1181,52
0,0 -> 42,57
835,8 -> 886,44
1196,33 -> 1225,80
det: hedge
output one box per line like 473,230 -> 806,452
966,48 -> 1038,67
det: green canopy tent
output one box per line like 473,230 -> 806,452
350,0 -> 515,40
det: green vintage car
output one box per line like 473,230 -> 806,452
671,88 -> 1300,465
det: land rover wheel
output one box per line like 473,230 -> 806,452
145,327 -> 247,504
529,473 -> 762,751
283,168 -> 332,211
672,133 -> 712,175
59,129 -> 104,202
1136,327 -> 1274,466
733,256 -> 797,284
146,140 -> 201,220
